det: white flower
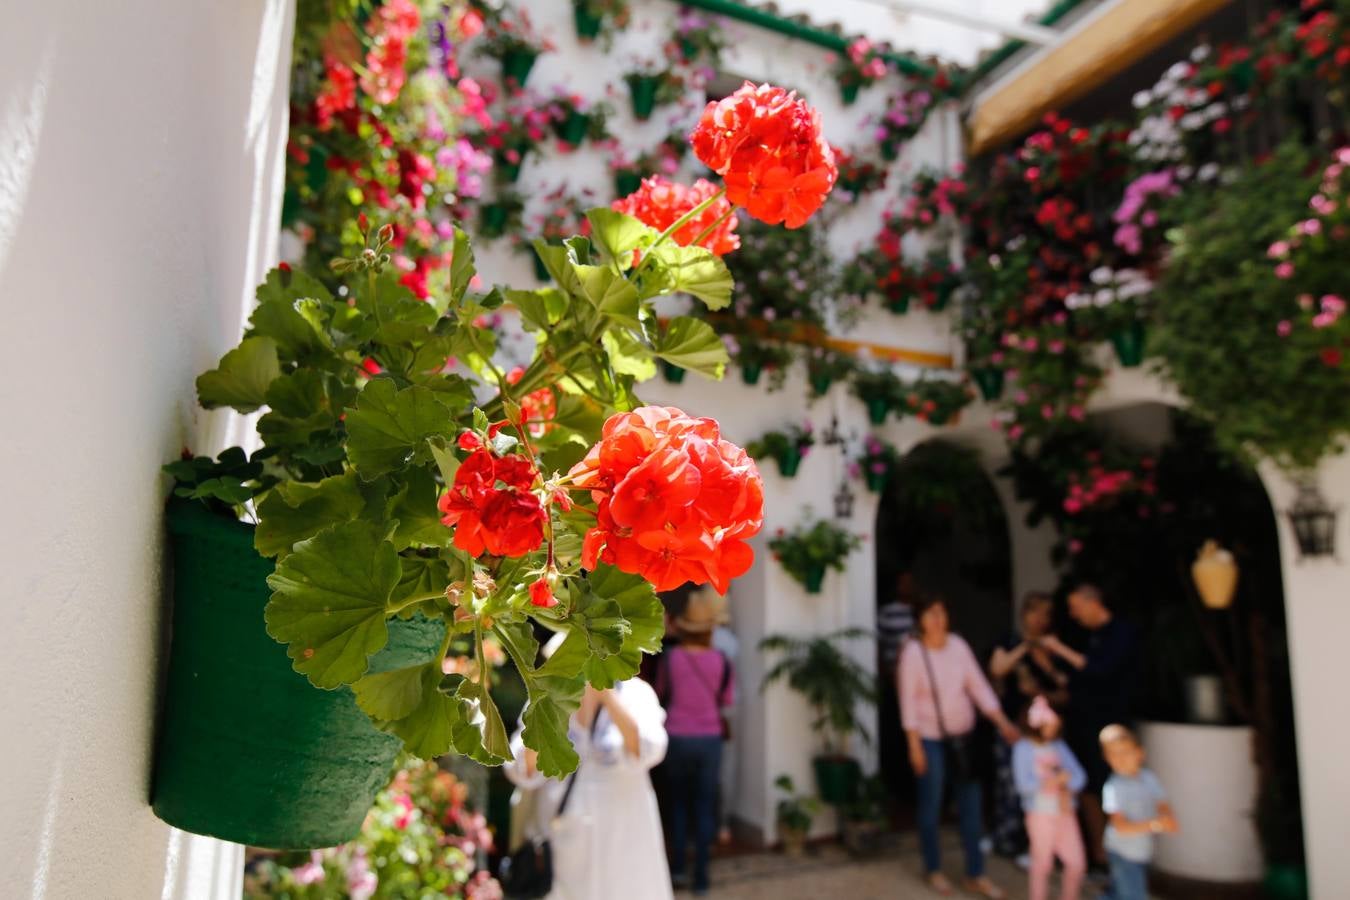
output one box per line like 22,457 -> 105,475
1065,292 -> 1091,309
1178,164 -> 1195,180
1132,90 -> 1152,109
1094,289 -> 1117,307
1090,267 -> 1114,286
1198,162 -> 1220,182
1167,61 -> 1191,80
1191,44 -> 1211,63
1180,113 -> 1204,131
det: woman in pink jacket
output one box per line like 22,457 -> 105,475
899,593 -> 1021,898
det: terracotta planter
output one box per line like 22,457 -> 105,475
972,367 -> 1005,402
813,755 -> 861,805
775,447 -> 803,478
840,82 -> 861,106
555,111 -> 590,147
1110,321 -> 1147,367
661,360 -> 686,384
151,501 -> 445,849
1191,540 -> 1238,609
865,397 -> 890,426
803,562 -> 827,594
572,3 -> 603,41
626,74 -> 662,121
499,49 -> 538,87
614,170 -> 643,198
809,372 -> 833,397
779,824 -> 809,857
740,362 -> 763,386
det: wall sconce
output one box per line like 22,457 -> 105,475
1287,481 -> 1338,560
833,478 -> 856,519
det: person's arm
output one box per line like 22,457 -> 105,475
898,645 -> 928,775
598,689 -> 641,758
1156,801 -> 1180,833
1059,741 -> 1087,794
1103,780 -> 1169,835
961,639 -> 1021,743
990,640 -> 1030,679
1010,740 -> 1038,798
1039,634 -> 1087,671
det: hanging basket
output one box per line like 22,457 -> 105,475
740,362 -> 763,386
1110,321 -> 1147,367
865,397 -> 890,426
151,501 -> 445,850
802,561 -> 827,594
880,140 -> 900,162
972,367 -> 1005,402
614,170 -> 643,198
661,360 -> 686,384
555,111 -> 590,147
492,145 -> 527,185
499,48 -> 539,87
865,470 -> 887,493
572,3 -> 604,41
885,294 -> 910,314
809,373 -> 833,397
839,82 -> 861,106
813,755 -> 861,805
626,74 -> 662,121
775,447 -> 803,478
479,203 -> 511,239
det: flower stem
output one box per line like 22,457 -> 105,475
690,205 -> 735,249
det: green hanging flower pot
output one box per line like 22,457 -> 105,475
880,140 -> 900,162
494,158 -> 523,185
802,561 -> 828,594
678,37 -> 699,62
972,367 -> 1005,402
1263,864 -> 1308,900
615,169 -> 643,198
555,110 -> 590,147
840,82 -> 861,106
532,247 -> 552,282
865,397 -> 890,425
1110,321 -> 1148,368
572,2 -> 604,40
499,48 -> 539,87
809,372 -> 833,397
886,293 -> 910,314
626,74 -> 663,121
151,501 -> 445,849
775,447 -> 803,478
741,362 -> 763,386
661,360 -> 687,384
865,470 -> 887,493
479,202 -> 510,239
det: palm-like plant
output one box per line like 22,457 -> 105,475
759,628 -> 877,756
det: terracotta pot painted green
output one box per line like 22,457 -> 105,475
556,111 -> 590,147
532,248 -> 552,282
1110,321 -> 1147,367
865,397 -> 890,425
152,501 -> 445,849
775,447 -> 803,478
661,360 -> 687,384
572,3 -> 603,40
479,203 -> 511,239
1263,864 -> 1309,900
802,561 -> 827,594
865,470 -> 887,493
880,140 -> 900,162
813,755 -> 861,804
809,372 -> 833,397
840,82 -> 861,106
740,362 -> 763,386
627,74 -> 662,121
614,170 -> 643,198
499,48 -> 538,87
972,367 -> 1005,402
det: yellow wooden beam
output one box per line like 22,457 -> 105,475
967,0 -> 1234,156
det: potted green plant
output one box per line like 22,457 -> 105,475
839,773 -> 889,857
572,0 -> 630,45
768,516 -> 861,593
901,378 -> 974,426
480,99 -> 554,186
544,90 -> 611,150
856,434 -> 900,493
668,7 -> 728,65
476,10 -> 554,88
1065,265 -> 1155,367
729,333 -> 794,389
830,37 -> 889,105
478,189 -> 524,239
748,422 -> 815,478
804,345 -> 856,397
849,368 -> 903,425
623,63 -> 684,121
774,774 -> 820,857
609,132 -> 688,198
761,628 -> 877,805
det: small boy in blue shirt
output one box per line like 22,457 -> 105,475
1098,724 -> 1179,900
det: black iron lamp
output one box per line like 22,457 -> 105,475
833,477 -> 856,519
822,415 -> 847,448
1287,481 -> 1338,560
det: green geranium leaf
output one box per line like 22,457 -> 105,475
654,316 -> 729,378
533,242 -> 584,296
574,265 -> 641,328
250,268 -> 335,363
535,628 -> 591,679
345,378 -> 458,479
383,665 -> 466,759
264,520 -> 401,688
582,564 -> 664,689
195,336 -> 281,413
587,208 -> 658,269
508,288 -> 570,332
601,330 -> 657,381
388,554 -> 455,618
353,662 -> 427,722
254,471 -> 366,558
650,244 -> 734,310
257,369 -> 349,449
447,227 -> 475,309
388,468 -> 453,550
572,592 -> 628,659
429,437 -> 461,486
521,674 -> 585,777
457,676 -> 511,763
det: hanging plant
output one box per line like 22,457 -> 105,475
623,65 -> 685,121
1065,265 -> 1156,366
805,344 -> 857,397
667,6 -> 729,66
834,148 -> 889,197
769,516 -> 862,593
726,332 -> 795,389
855,434 -> 901,493
890,167 -> 970,233
571,0 -> 631,48
608,131 -> 689,198
475,7 -> 555,89
873,86 -> 936,159
478,98 -> 554,186
477,189 -> 524,239
543,90 -> 612,150
850,368 -> 904,425
829,37 -> 890,105
748,422 -> 816,478
901,378 -> 975,426
515,186 -> 595,279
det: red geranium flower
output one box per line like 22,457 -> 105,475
570,406 -> 763,592
439,449 -> 545,557
505,367 -> 557,436
612,176 -> 741,256
690,82 -> 836,229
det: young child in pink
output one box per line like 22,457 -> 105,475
1012,696 -> 1087,900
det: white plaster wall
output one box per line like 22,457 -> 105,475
0,1 -> 294,897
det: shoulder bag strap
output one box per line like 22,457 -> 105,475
556,706 -> 603,817
918,642 -> 951,741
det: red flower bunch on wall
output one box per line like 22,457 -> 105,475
612,176 -> 741,255
361,0 -> 421,104
439,448 -> 546,558
570,406 -> 764,592
691,82 -> 837,229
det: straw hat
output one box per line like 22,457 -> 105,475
675,588 -> 729,634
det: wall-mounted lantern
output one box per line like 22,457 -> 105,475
833,478 -> 856,520
1287,481 -> 1338,560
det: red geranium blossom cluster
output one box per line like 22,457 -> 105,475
361,0 -> 421,105
438,449 -> 546,558
570,407 -> 764,593
506,366 -> 557,436
1062,455 -> 1156,516
690,82 -> 836,229
611,176 -> 741,256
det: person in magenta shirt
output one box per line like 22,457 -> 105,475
655,591 -> 735,896
899,593 -> 1021,898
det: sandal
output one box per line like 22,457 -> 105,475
962,877 -> 1007,900
926,872 -> 955,896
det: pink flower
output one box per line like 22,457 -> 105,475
1068,405 -> 1086,421
1048,340 -> 1065,354
1313,312 -> 1337,328
1069,539 -> 1084,554
1310,194 -> 1335,216
1277,320 -> 1293,337
1267,240 -> 1290,259
1321,294 -> 1346,314
1008,424 -> 1025,441
1299,218 -> 1322,236
1275,262 -> 1295,279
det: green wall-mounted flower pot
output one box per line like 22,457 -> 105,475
1110,321 -> 1147,367
880,140 -> 900,162
151,501 -> 445,850
840,82 -> 861,106
972,367 -> 1005,402
678,37 -> 699,62
886,294 -> 910,314
661,360 -> 687,384
556,111 -> 590,147
775,448 -> 803,478
479,202 -> 510,239
499,49 -> 538,88
813,755 -> 861,805
615,170 -> 643,198
573,3 -> 603,41
492,145 -> 528,185
802,562 -> 827,594
1263,863 -> 1308,900
865,397 -> 890,426
627,74 -> 662,121
865,470 -> 887,493
809,373 -> 833,397
740,362 -> 763,386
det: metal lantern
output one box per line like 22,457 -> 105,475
833,478 -> 856,519
822,415 -> 847,448
1287,482 -> 1338,560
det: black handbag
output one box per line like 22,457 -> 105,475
919,642 -> 977,784
499,713 -> 600,899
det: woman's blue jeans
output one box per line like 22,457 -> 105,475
666,735 -> 723,891
915,738 -> 985,877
